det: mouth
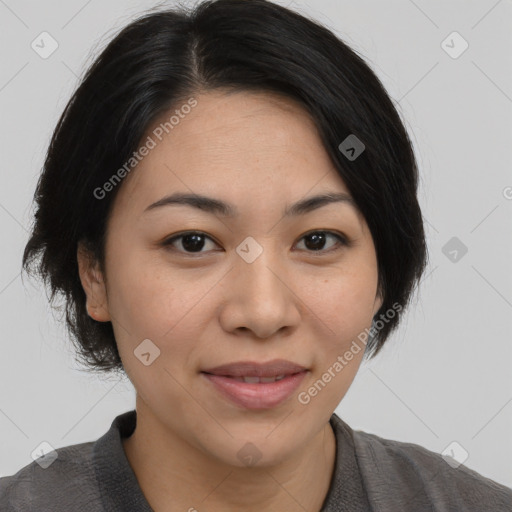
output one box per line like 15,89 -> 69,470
202,373 -> 292,383
201,369 -> 308,410
201,358 -> 308,379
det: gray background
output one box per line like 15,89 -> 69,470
1,0 -> 511,489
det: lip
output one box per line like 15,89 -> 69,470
202,359 -> 307,378
202,370 -> 308,410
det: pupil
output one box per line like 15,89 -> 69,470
182,233 -> 205,252
305,232 -> 326,251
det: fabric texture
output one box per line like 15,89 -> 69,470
1,409 -> 511,511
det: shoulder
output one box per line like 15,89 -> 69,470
0,440 -> 103,511
349,425 -> 512,511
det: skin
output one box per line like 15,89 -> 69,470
77,89 -> 383,512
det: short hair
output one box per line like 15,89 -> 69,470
22,0 -> 428,374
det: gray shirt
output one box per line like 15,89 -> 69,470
1,409 -> 511,511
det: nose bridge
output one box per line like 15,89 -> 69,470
229,235 -> 298,325
235,235 -> 286,300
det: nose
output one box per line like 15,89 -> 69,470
218,247 -> 301,339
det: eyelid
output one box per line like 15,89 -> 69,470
162,231 -> 219,254
294,230 -> 350,255
162,229 -> 350,256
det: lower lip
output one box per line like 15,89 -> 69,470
201,371 -> 308,410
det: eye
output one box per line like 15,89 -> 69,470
162,230 -> 349,256
294,230 -> 349,254
162,231 -> 219,255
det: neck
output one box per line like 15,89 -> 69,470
122,396 -> 337,512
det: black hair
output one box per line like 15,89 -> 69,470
22,0 -> 428,374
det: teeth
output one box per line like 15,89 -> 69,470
243,376 -> 260,383
232,374 -> 287,383
261,375 -> 287,382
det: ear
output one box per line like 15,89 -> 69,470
77,241 -> 111,322
372,286 -> 384,317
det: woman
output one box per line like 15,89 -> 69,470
1,0 -> 511,510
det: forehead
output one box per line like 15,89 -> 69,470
144,89 -> 329,162
111,89 -> 359,222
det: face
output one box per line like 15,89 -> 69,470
78,89 -> 382,467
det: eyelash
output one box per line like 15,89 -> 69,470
162,230 -> 350,257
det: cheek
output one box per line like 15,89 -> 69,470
304,267 -> 378,338
106,249 -> 220,344
302,276 -> 374,405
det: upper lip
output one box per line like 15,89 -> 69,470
202,359 -> 307,378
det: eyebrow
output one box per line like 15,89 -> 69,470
143,191 -> 357,218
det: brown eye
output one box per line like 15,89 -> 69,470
162,230 -> 349,257
163,231 -> 218,254
295,231 -> 348,254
